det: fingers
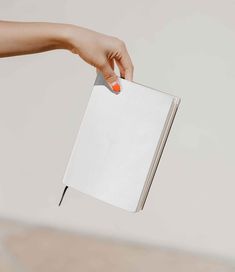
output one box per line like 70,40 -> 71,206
96,39 -> 133,93
96,60 -> 114,72
99,61 -> 121,93
114,58 -> 125,79
108,58 -> 114,70
115,41 -> 134,81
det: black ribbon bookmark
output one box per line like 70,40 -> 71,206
58,186 -> 68,206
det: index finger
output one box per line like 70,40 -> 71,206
115,44 -> 134,81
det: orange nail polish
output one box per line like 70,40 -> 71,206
112,83 -> 120,92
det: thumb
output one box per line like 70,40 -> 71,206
99,62 -> 121,93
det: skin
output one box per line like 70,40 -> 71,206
0,21 -> 134,90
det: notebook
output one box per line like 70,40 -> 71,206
61,72 -> 181,212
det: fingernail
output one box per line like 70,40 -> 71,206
111,81 -> 121,93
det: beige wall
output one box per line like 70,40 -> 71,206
0,0 -> 235,262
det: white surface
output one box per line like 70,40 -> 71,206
0,0 -> 235,263
63,73 -> 174,211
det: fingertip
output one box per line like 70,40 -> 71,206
125,69 -> 133,81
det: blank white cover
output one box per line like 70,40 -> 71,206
63,73 -> 174,211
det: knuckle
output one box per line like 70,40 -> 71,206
114,37 -> 125,49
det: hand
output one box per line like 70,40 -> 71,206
65,25 -> 134,92
0,22 -> 134,92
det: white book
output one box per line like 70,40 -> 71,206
61,73 -> 180,212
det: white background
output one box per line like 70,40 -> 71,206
0,0 -> 235,263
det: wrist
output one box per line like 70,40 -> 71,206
56,23 -> 79,52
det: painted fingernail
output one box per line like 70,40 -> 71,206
111,82 -> 121,93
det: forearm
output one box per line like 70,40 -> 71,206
0,20 -> 133,87
0,21 -> 72,57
